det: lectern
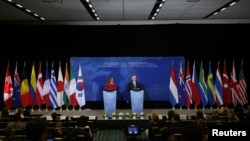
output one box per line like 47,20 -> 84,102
130,90 -> 144,114
103,90 -> 117,115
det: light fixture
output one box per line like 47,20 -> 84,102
204,0 -> 240,19
80,0 -> 100,20
2,0 -> 45,21
148,0 -> 166,20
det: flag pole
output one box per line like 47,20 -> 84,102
39,107 -> 41,112
66,107 -> 68,111
79,106 -> 82,111
73,107 -> 75,111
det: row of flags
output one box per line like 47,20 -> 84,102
4,60 -> 248,109
169,60 -> 248,107
3,62 -> 86,109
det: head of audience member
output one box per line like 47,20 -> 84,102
172,113 -> 180,123
151,112 -> 159,123
227,111 -> 236,121
26,118 -> 47,141
167,110 -> 175,121
219,106 -> 228,116
235,111 -> 245,122
23,109 -> 31,117
17,107 -> 24,118
1,107 -> 9,119
51,112 -> 60,121
182,123 -> 203,141
234,105 -> 243,114
13,113 -> 22,122
76,116 -> 88,127
196,111 -> 204,123
247,105 -> 250,113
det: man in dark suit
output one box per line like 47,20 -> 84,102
128,75 -> 142,91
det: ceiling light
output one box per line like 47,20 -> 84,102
80,0 -> 100,20
204,0 -> 240,19
148,0 -> 166,20
2,0 -> 45,21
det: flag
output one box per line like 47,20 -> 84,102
207,62 -> 216,106
223,60 -> 231,105
230,60 -> 244,105
4,62 -> 13,109
215,61 -> 223,106
69,64 -> 78,107
13,63 -> 21,108
43,62 -> 50,107
238,60 -> 248,105
29,63 -> 36,107
57,62 -> 64,107
198,61 -> 208,106
177,62 -> 186,106
49,63 -> 59,109
20,62 -> 30,107
63,62 -> 71,107
36,62 -> 44,107
169,62 -> 179,106
76,64 -> 86,107
191,61 -> 201,106
184,61 -> 193,107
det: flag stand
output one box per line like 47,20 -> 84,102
31,107 -> 34,112
187,107 -> 189,110
46,107 -> 48,111
73,107 -> 75,111
39,108 -> 41,112
60,108 -> 62,111
79,107 -> 81,111
66,107 -> 68,111
203,106 -> 205,110
195,106 -> 197,110
172,107 -> 175,110
180,106 -> 182,110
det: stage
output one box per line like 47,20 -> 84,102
8,108 -> 221,122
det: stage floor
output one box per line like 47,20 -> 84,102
8,108 -> 229,120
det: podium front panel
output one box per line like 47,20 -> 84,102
103,91 -> 117,115
130,90 -> 144,114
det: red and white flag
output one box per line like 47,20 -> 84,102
4,63 -> 13,109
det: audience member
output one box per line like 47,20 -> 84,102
167,110 -> 175,121
182,123 -> 204,141
6,113 -> 26,130
0,107 -> 10,121
17,108 -> 24,119
26,118 -> 47,141
71,116 -> 93,141
23,109 -> 31,117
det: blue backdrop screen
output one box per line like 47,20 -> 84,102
70,57 -> 185,101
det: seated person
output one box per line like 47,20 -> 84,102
104,76 -> 117,91
26,118 -> 47,141
51,112 -> 60,122
7,113 -> 26,130
128,75 -> 142,91
71,116 -> 93,141
146,112 -> 164,141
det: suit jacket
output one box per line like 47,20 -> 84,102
128,81 -> 142,91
